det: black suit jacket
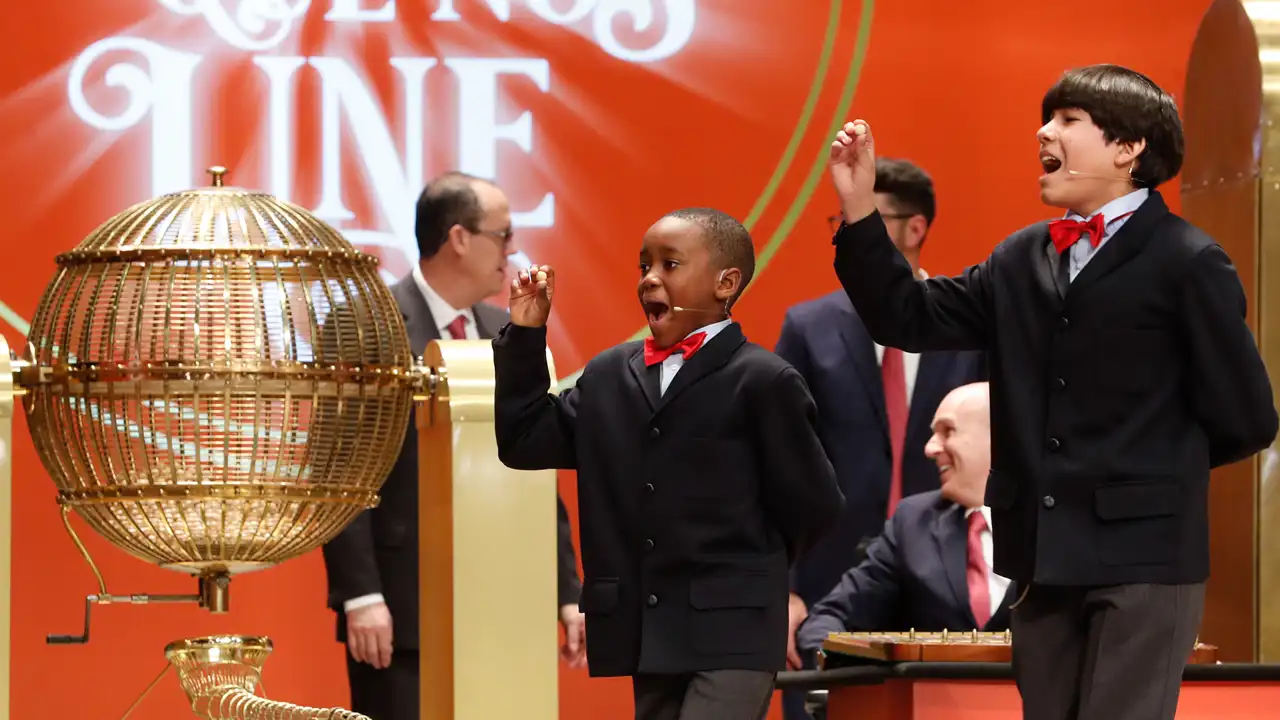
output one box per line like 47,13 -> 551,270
321,275 -> 582,650
493,321 -> 844,676
833,191 -> 1278,586
775,291 -> 985,606
795,490 -> 1014,666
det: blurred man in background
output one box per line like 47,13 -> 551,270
321,172 -> 584,720
775,158 -> 985,719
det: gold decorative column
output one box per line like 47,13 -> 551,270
417,338 -> 559,720
1184,0 -> 1280,661
0,334 -> 13,720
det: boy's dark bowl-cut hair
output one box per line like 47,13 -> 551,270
1041,64 -> 1184,189
663,208 -> 756,309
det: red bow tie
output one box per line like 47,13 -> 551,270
1048,211 -> 1135,254
1048,214 -> 1106,254
644,332 -> 707,366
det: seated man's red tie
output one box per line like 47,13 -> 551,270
967,511 -> 992,628
882,346 -> 907,517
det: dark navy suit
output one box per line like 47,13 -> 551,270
776,290 -> 984,720
796,490 -> 1014,663
775,290 -> 985,607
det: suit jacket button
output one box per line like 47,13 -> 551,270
650,427 -> 660,439
647,594 -> 659,607
1056,377 -> 1067,390
645,483 -> 655,493
1059,316 -> 1069,329
1047,437 -> 1061,452
1043,495 -> 1056,509
644,538 -> 654,551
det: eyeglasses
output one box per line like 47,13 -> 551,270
470,227 -> 514,248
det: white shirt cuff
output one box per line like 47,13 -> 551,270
344,593 -> 385,613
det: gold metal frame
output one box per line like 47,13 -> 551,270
418,338 -> 559,720
0,164 -> 564,718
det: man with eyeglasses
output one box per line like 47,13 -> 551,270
775,158 -> 986,720
321,171 -> 585,720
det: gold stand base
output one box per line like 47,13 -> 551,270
122,635 -> 372,720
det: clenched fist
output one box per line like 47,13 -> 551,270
510,265 -> 555,328
828,120 -> 878,225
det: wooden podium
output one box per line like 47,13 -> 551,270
810,633 -> 1280,720
416,339 -> 559,720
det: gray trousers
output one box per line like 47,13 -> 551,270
633,670 -> 776,720
1010,582 -> 1206,720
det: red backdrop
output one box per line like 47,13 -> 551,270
0,0 -> 1211,717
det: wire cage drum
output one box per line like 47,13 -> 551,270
20,168 -> 416,576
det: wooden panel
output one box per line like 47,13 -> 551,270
820,631 -> 1218,664
825,679 -> 1280,720
1183,0 -> 1264,662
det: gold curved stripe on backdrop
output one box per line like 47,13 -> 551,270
555,0 -> 876,389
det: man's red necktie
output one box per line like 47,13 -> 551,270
967,511 -> 992,628
643,332 -> 706,366
882,346 -> 907,517
445,315 -> 467,340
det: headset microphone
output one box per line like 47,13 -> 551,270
1064,168 -> 1138,181
674,270 -> 731,315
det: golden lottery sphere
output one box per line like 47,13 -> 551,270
19,167 -> 416,581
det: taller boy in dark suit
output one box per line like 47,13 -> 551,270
320,172 -> 585,720
774,158 -> 984,677
493,208 -> 844,720
826,65 -> 1278,720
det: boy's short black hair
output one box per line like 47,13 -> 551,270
1041,64 -> 1184,188
664,208 -> 756,307
414,171 -> 492,260
874,157 -> 936,227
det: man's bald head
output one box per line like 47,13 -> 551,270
948,382 -> 991,430
924,382 -> 992,509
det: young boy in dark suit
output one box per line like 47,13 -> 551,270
492,208 -> 844,720
826,65 -> 1278,720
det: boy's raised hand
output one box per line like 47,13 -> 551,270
510,265 -> 555,327
828,120 -> 878,225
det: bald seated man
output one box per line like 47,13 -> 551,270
796,382 -> 1016,666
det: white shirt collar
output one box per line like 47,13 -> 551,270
964,505 -> 992,530
411,263 -> 475,335
1064,188 -> 1149,225
688,318 -> 731,344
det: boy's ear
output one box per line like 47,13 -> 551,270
1116,138 -> 1147,169
715,267 -> 742,301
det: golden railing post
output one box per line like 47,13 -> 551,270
0,334 -> 12,720
417,338 -> 558,720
